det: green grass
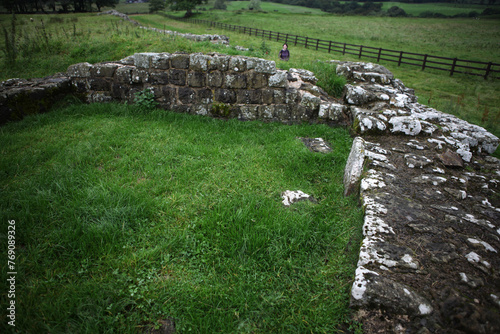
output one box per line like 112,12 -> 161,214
0,102 -> 363,333
380,2 -> 495,16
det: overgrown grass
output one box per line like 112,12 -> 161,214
0,102 -> 363,333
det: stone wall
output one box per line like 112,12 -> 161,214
66,52 -> 347,125
0,53 -> 348,126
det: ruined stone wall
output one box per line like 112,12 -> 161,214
66,52 -> 347,125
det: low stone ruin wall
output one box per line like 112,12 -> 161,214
0,52 -> 347,126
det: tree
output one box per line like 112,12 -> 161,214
95,0 -> 119,12
166,0 -> 206,18
149,0 -> 166,13
248,0 -> 261,10
213,0 -> 226,10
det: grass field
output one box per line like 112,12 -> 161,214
111,0 -> 498,17
0,101 -> 363,333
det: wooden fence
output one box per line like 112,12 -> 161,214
184,18 -> 499,80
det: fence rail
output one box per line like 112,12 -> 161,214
182,18 -> 499,80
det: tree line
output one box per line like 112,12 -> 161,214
0,0 -> 120,13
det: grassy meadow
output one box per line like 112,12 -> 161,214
0,102 -> 363,333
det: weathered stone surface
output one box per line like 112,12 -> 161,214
67,62 -> 92,77
343,137 -> 366,196
281,190 -> 315,206
351,267 -> 433,316
299,137 -> 332,153
189,53 -> 209,71
389,116 -> 422,136
225,74 -> 247,89
268,71 -> 288,88
170,53 -> 190,69
90,63 -> 119,77
437,149 -> 464,167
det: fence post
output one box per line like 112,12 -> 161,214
294,35 -> 298,46
450,58 -> 457,76
484,62 -> 492,80
316,39 -> 319,50
305,37 -> 309,48
377,48 -> 382,62
343,43 -> 346,55
359,45 -> 363,59
277,32 -> 280,42
398,51 -> 404,66
422,54 -> 428,71
328,41 -> 332,53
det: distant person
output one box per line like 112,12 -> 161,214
279,43 -> 289,61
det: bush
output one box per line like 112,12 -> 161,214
387,6 -> 407,17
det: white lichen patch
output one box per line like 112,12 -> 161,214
467,238 -> 497,253
363,216 -> 394,236
351,266 -> 379,300
419,303 -> 433,315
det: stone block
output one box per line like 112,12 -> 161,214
197,88 -> 213,104
190,53 -> 209,71
207,72 -> 223,88
350,267 -> 433,316
151,53 -> 170,70
254,59 -> 276,74
237,90 -> 261,104
273,89 -> 285,104
114,66 -> 133,84
208,54 -> 230,71
319,102 -> 346,122
149,71 -> 169,85
274,104 -> 290,120
169,69 -> 186,86
88,78 -> 111,91
67,62 -> 92,78
111,83 -> 130,100
178,87 -> 196,104
261,89 -> 274,104
131,69 -> 149,84
300,92 -> 321,110
91,63 -> 119,78
160,86 -> 176,104
345,84 -> 375,105
248,72 -> 268,89
215,89 -> 236,104
259,105 -> 274,119
343,137 -> 366,197
188,71 -> 206,87
229,56 -> 247,72
238,105 -> 259,121
269,71 -> 288,88
171,53 -> 190,69
134,52 -> 158,69
285,88 -> 299,104
71,79 -> 88,93
225,74 -> 247,89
